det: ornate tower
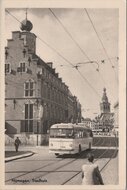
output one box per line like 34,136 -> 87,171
100,88 -> 110,113
20,10 -> 36,54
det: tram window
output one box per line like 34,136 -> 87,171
50,128 -> 74,138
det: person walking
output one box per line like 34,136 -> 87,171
14,137 -> 21,152
81,153 -> 104,185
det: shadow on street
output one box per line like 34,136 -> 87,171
57,148 -> 118,159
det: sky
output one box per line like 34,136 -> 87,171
5,8 -> 119,119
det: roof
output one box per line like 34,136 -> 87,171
99,113 -> 114,121
83,118 -> 91,121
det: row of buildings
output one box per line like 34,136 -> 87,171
5,17 -> 81,145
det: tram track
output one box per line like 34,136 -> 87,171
99,137 -> 118,172
27,136 -> 108,183
92,136 -> 103,146
61,137 -> 118,185
61,137 -> 110,185
5,137 -> 102,183
6,137 -> 117,185
7,148 -> 90,183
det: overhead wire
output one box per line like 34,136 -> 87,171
49,8 -> 90,61
5,9 -> 23,25
37,36 -> 74,67
5,9 -> 103,99
77,70 -> 101,98
84,8 -> 118,83
36,36 -> 101,99
48,8 -> 109,90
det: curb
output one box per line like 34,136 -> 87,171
5,152 -> 34,163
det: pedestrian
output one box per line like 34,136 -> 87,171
14,137 -> 21,152
81,153 -> 104,185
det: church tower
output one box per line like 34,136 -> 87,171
20,10 -> 36,54
100,88 -> 110,113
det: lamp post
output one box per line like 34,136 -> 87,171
36,104 -> 44,146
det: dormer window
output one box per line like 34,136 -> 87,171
5,63 -> 11,74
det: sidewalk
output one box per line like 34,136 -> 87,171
5,151 -> 34,163
5,145 -> 48,162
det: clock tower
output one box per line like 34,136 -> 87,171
100,88 -> 110,113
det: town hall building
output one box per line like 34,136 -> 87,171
5,15 -> 81,145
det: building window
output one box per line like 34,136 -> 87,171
24,103 -> 33,132
20,62 -> 26,72
24,79 -> 35,97
5,63 -> 11,73
17,62 -> 26,73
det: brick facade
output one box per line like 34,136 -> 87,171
5,27 -> 81,145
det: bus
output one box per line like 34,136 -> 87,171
49,123 -> 93,155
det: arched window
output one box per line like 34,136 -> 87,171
24,79 -> 35,97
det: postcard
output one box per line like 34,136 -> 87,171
0,0 -> 126,190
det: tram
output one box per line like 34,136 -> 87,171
49,123 -> 93,155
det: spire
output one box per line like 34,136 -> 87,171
100,88 -> 110,113
20,9 -> 33,32
102,88 -> 108,103
26,8 -> 28,20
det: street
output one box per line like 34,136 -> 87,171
5,137 -> 118,185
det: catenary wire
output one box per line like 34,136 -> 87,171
84,8 -> 118,83
5,9 -> 105,99
48,8 -> 111,90
49,8 -> 90,61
